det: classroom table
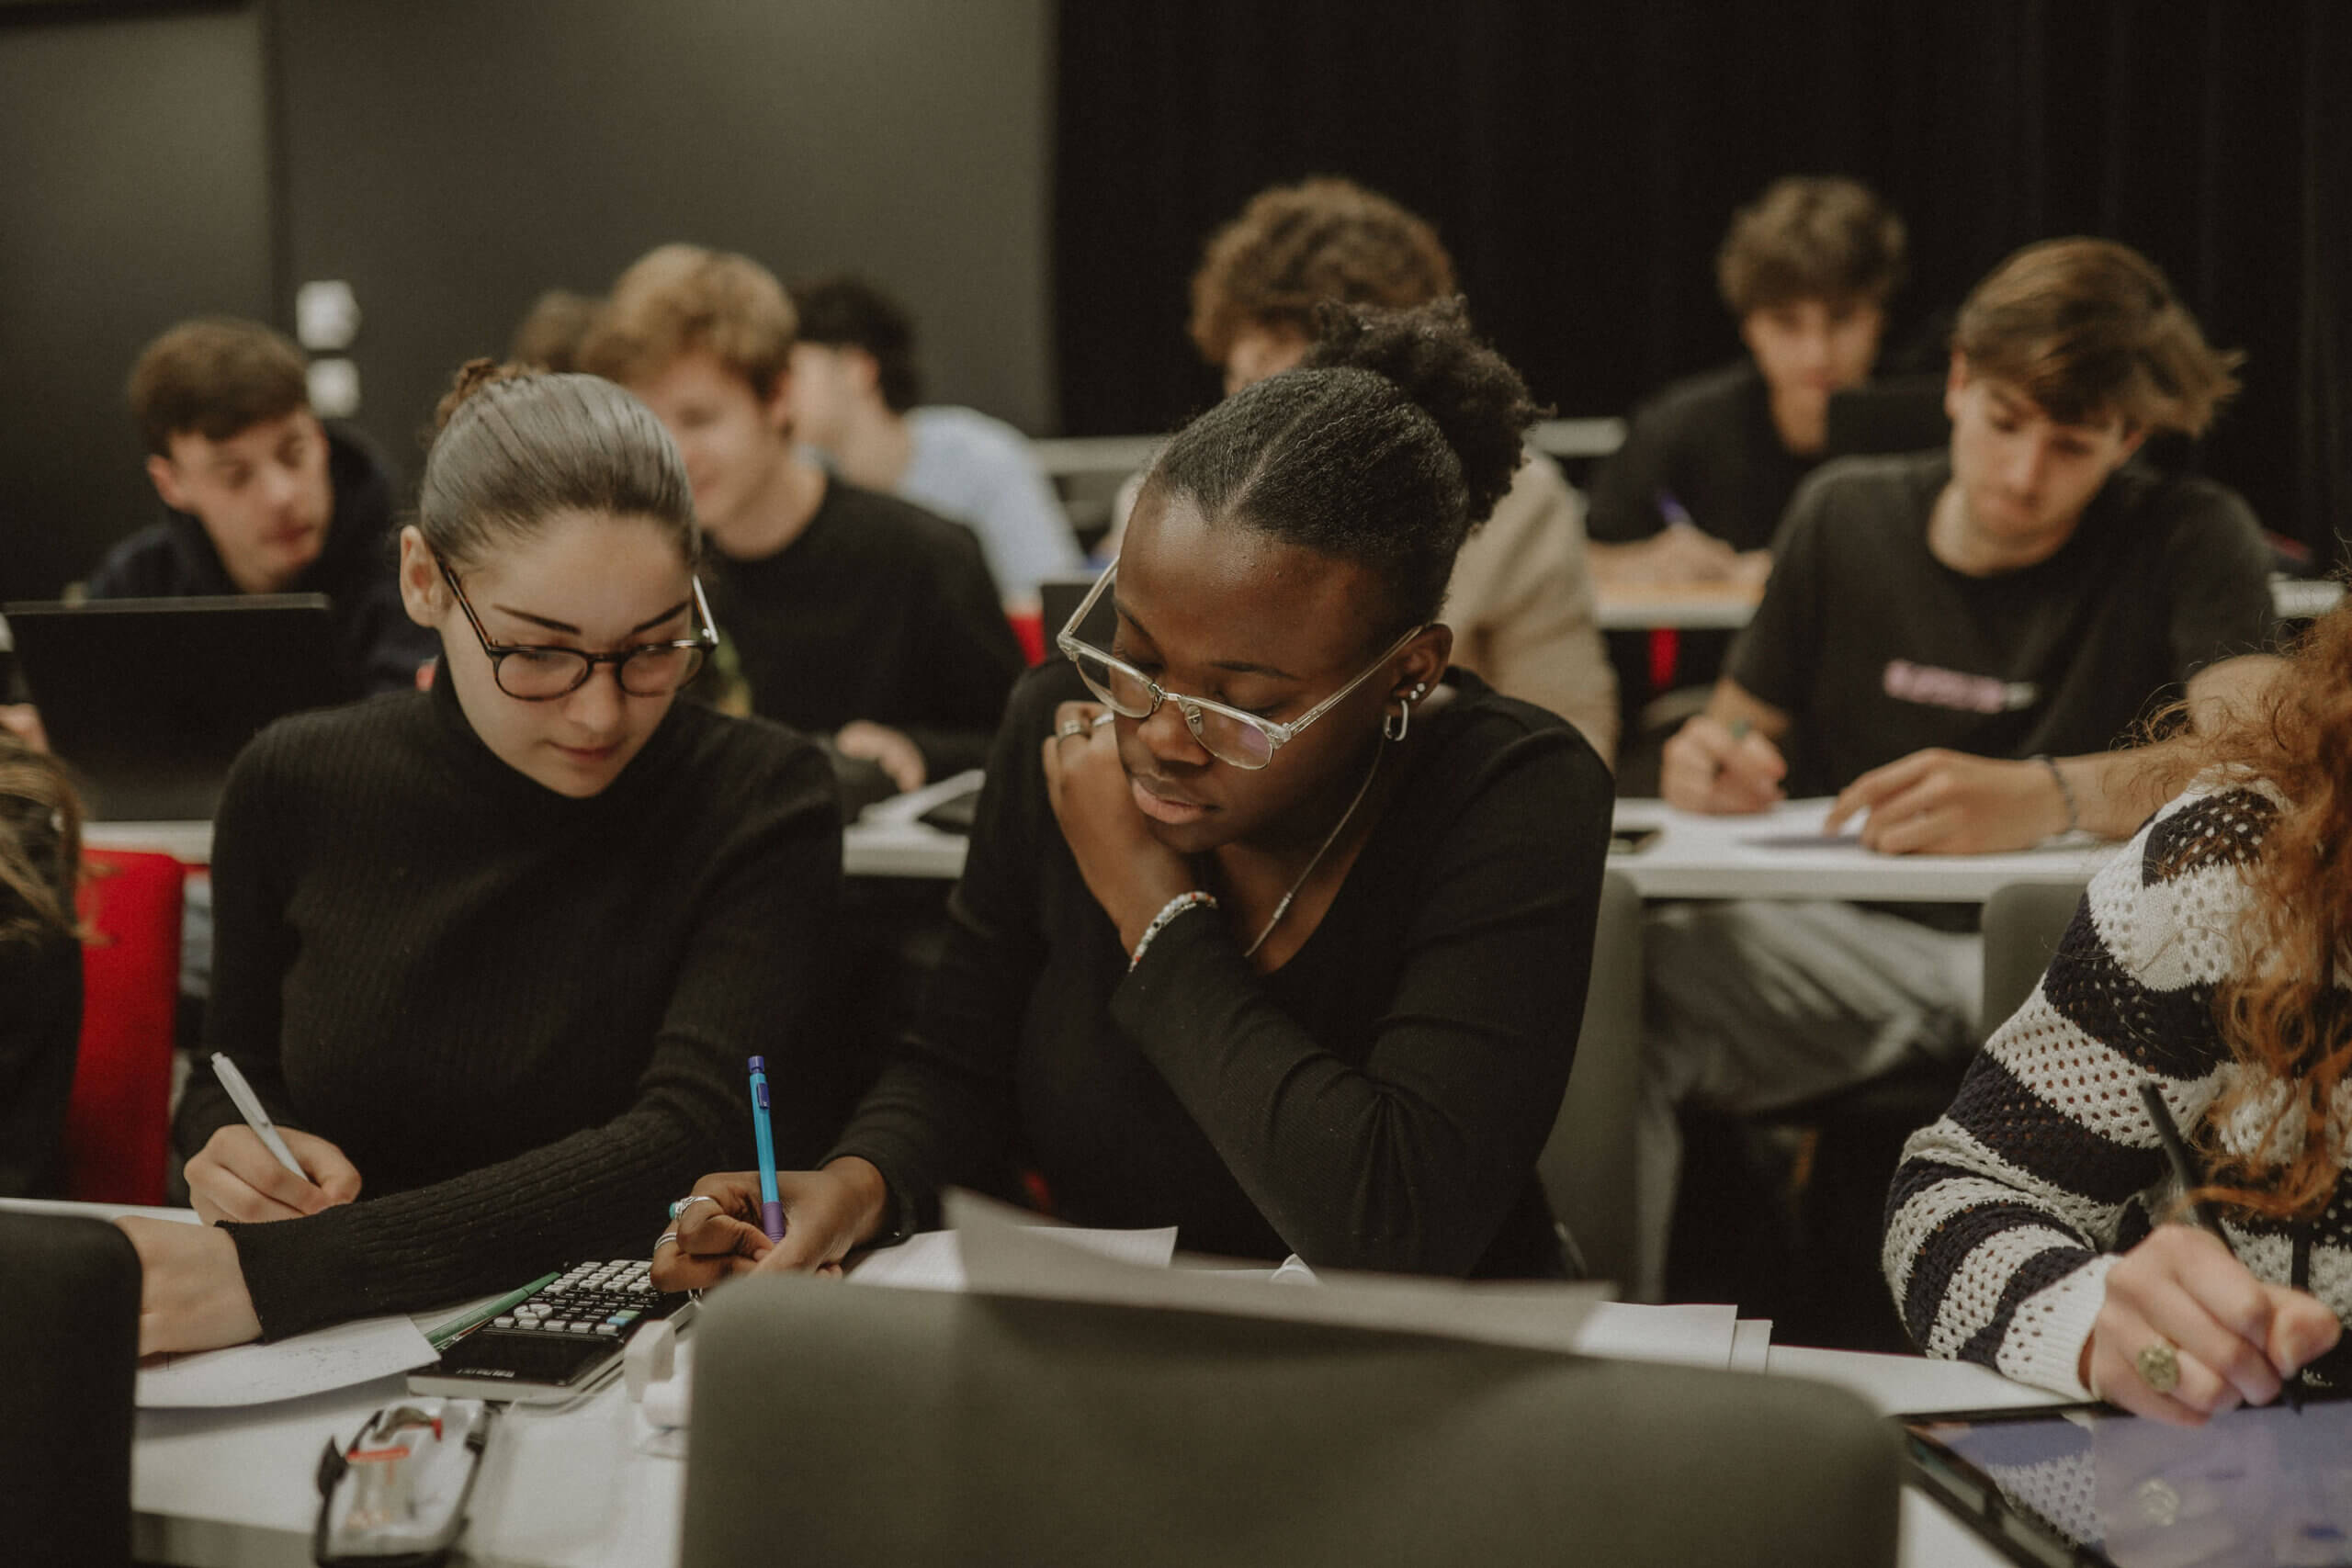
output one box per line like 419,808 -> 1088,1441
1609,797 -> 2112,902
1593,571 -> 2336,633
6,1197 -> 2048,1568
89,799 -> 2115,900
85,817 -> 954,883
1593,578 -> 1764,631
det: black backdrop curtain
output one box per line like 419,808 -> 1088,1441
1055,0 -> 2351,561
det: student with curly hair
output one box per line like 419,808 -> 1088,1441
658,300 -> 1613,1282
1139,177 -> 1619,763
1886,598 -> 2352,1422
0,736 -> 85,1198
114,364 -> 845,1352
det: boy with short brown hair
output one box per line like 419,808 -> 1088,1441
1589,175 -> 1907,608
1638,237 -> 2276,1302
92,317 -> 432,695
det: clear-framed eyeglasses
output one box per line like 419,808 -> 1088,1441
1054,560 -> 1422,770
435,555 -> 718,702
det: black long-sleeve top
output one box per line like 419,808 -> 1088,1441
702,475 -> 1025,783
830,663 -> 1613,1278
173,673 -> 843,1339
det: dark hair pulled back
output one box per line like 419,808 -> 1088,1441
1144,299 -> 1536,632
418,359 -> 698,569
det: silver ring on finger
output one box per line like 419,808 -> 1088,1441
654,1231 -> 680,1252
1056,718 -> 1087,740
669,1194 -> 718,1221
1090,710 -> 1114,729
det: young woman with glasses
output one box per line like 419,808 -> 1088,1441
117,363 -> 844,1352
659,300 -> 1612,1284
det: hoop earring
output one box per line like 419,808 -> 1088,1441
1384,697 -> 1412,742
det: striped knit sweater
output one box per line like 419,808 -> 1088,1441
1884,781 -> 2352,1396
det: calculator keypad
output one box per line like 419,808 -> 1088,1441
487,1259 -> 665,1337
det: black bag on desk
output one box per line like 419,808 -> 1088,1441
0,1212 -> 141,1566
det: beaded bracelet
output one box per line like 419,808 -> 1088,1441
2032,754 -> 2078,836
1129,891 -> 1217,971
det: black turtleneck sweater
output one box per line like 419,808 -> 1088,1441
85,425 -> 437,697
172,673 -> 842,1340
830,662 -> 1613,1278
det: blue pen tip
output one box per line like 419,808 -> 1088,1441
748,1055 -> 765,1072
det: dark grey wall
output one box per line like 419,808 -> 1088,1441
271,0 -> 1057,479
0,5 -> 274,601
0,0 -> 1055,600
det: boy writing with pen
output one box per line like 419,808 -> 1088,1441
1629,238 -> 2279,1305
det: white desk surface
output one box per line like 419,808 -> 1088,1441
85,797 -> 2114,903
1611,797 -> 2111,902
1594,571 -> 2330,632
1594,579 -> 1763,631
3,1193 -> 2049,1568
104,1332 -> 2051,1568
86,815 -> 967,884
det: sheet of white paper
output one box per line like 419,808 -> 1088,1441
1568,1302 -> 1740,1368
944,1190 -> 1603,1354
136,1314 -> 438,1408
848,1221 -> 1180,1292
1731,1318 -> 1774,1371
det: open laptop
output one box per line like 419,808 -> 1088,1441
1,594 -> 352,820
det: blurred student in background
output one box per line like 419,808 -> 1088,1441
117,365 -> 843,1352
583,245 -> 1022,797
788,275 -> 1082,611
89,318 -> 435,695
509,288 -> 602,375
1136,176 -> 1618,764
1588,175 -> 1905,603
0,737 -> 83,1199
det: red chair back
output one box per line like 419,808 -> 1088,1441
64,850 -> 185,1205
1006,608 -> 1046,667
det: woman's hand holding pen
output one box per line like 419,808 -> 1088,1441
652,1160 -> 887,1290
2085,1224 -> 2340,1427
185,1124 -> 362,1224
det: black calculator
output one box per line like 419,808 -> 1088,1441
406,1260 -> 695,1405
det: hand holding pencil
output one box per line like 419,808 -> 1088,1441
2080,1085 -> 2341,1426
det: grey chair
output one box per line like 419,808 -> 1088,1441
1979,879 -> 2091,1043
0,1211 -> 141,1566
681,1277 -> 1901,1568
1539,869 -> 1642,1292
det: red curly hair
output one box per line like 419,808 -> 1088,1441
2189,600 -> 2352,1219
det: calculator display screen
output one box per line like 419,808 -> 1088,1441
432,1328 -> 616,1388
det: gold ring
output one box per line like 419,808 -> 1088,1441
2136,1338 -> 2181,1395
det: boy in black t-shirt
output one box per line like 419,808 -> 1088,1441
1634,238 -> 2277,1302
1589,178 -> 1906,592
581,245 -> 1022,794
